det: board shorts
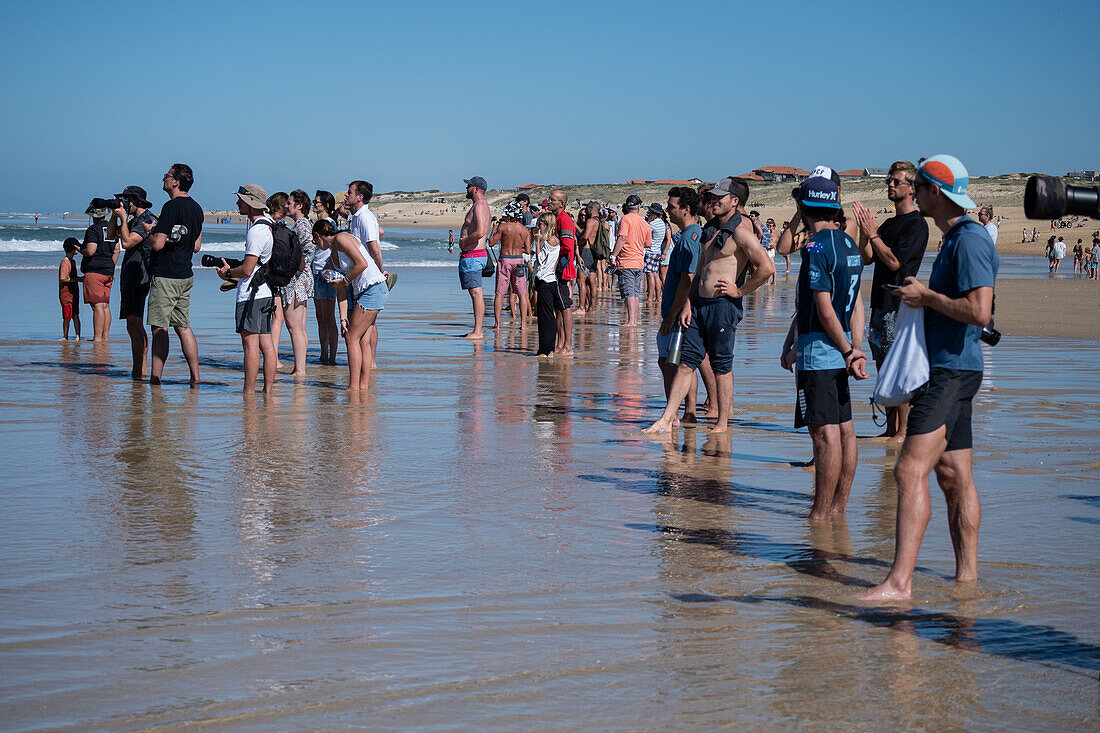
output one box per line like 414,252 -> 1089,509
495,255 -> 529,296
459,255 -> 486,290
119,285 -> 150,320
644,250 -> 662,273
83,272 -> 113,304
907,368 -> 983,451
795,368 -> 852,428
579,247 -> 595,271
350,280 -> 387,312
680,295 -> 744,374
657,331 -> 673,359
617,268 -> 643,299
61,304 -> 74,320
868,308 -> 898,364
551,279 -> 572,311
235,296 -> 274,334
146,276 -> 193,329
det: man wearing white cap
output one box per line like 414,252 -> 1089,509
861,154 -> 999,601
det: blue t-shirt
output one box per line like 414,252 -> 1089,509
925,217 -> 999,371
660,224 -> 702,319
796,228 -> 864,371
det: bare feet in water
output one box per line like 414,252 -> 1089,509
463,331 -> 484,340
858,580 -> 911,601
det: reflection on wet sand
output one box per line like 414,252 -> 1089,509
0,270 -> 1097,729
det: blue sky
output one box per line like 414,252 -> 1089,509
1,0 -> 1097,212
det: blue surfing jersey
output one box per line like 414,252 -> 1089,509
796,228 -> 864,370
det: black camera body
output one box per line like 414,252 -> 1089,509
1024,175 -> 1100,220
90,197 -> 123,210
201,255 -> 243,269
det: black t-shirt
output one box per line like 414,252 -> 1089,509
870,210 -> 929,311
80,222 -> 118,276
150,196 -> 203,278
119,210 -> 157,290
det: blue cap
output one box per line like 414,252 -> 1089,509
464,176 -> 487,191
797,176 -> 841,209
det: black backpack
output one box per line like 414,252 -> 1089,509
252,220 -> 302,289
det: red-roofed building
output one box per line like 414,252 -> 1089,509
752,165 -> 811,182
517,183 -> 539,189
627,179 -> 648,185
838,169 -> 864,178
737,172 -> 765,181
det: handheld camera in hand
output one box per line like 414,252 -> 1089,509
200,255 -> 244,292
1024,175 -> 1100,220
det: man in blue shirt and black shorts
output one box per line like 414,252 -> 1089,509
861,154 -> 999,602
781,175 -> 868,521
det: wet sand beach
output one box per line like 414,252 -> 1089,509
0,265 -> 1097,729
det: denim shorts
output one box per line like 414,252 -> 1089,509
351,280 -> 388,312
314,272 -> 338,300
459,256 -> 486,290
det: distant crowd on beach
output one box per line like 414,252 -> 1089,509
54,154 -> 1037,601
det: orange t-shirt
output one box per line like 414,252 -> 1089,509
615,212 -> 650,269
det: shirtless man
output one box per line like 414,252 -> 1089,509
457,176 -> 491,339
644,177 -> 775,434
489,202 -> 532,329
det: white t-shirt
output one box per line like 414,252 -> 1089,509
349,206 -> 380,249
1054,241 -> 1066,259
311,216 -> 336,274
237,215 -> 274,303
984,222 -> 998,245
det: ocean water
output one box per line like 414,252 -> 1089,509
0,217 -> 454,271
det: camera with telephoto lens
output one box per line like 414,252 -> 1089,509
90,197 -> 122,210
1024,175 -> 1100,220
201,254 -> 243,269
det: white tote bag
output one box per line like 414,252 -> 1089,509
873,303 -> 930,407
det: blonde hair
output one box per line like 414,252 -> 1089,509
535,211 -> 559,247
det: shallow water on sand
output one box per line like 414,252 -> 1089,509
0,268 -> 1097,730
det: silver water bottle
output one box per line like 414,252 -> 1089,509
666,325 -> 685,366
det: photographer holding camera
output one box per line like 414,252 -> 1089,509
861,154 -> 999,602
217,185 -> 277,394
112,186 -> 157,379
80,198 -> 120,342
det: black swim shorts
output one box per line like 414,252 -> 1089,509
906,368 -> 983,451
794,368 -> 852,428
119,285 -> 150,320
680,295 -> 743,374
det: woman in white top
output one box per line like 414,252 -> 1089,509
312,219 -> 387,391
531,210 -> 562,357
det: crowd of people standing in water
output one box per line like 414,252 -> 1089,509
61,155 -> 1003,601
